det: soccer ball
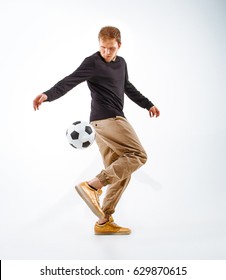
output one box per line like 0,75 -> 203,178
66,121 -> 95,149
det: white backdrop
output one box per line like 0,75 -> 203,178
1,0 -> 226,259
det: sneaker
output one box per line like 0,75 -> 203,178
94,216 -> 131,235
75,182 -> 105,218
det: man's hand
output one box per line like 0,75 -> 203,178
33,93 -> 48,111
149,106 -> 160,118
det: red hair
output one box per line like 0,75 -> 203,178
98,26 -> 121,44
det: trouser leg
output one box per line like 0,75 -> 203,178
95,136 -> 131,215
91,116 -> 147,215
102,176 -> 131,216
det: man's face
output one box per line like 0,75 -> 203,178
99,38 -> 121,62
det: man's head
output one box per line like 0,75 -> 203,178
98,26 -> 121,62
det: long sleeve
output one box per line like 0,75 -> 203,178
44,56 -> 95,102
124,63 -> 154,110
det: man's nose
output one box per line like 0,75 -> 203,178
106,48 -> 111,55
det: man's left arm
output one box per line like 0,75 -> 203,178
124,63 -> 160,118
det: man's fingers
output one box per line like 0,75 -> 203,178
150,108 -> 156,117
155,108 -> 160,117
33,98 -> 40,111
33,94 -> 47,111
149,106 -> 160,118
33,100 -> 38,111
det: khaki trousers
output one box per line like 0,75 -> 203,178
91,116 -> 147,216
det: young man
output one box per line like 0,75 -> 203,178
33,26 -> 160,235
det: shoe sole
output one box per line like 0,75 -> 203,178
75,185 -> 104,219
95,232 -> 131,235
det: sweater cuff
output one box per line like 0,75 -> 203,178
145,102 -> 154,111
43,91 -> 51,102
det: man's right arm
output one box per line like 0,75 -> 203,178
33,56 -> 95,110
43,56 -> 95,102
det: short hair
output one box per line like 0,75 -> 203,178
98,26 -> 121,44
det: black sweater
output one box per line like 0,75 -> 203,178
44,52 -> 154,122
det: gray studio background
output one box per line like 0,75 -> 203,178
1,0 -> 226,259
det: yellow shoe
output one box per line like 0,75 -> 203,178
94,216 -> 131,235
75,182 -> 105,218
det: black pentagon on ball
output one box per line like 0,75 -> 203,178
73,121 -> 81,125
82,141 -> 91,148
71,130 -> 79,140
85,125 -> 92,135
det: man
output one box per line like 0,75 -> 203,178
33,26 -> 160,235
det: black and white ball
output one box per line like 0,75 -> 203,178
66,121 -> 95,149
